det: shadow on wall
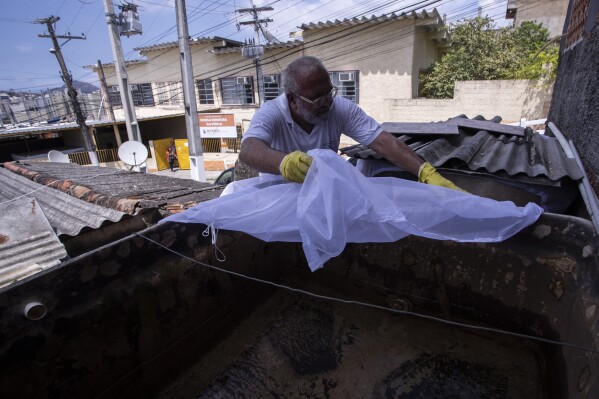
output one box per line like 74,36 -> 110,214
522,79 -> 554,120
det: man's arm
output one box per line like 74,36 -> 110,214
367,131 -> 424,176
239,137 -> 286,175
368,131 -> 467,192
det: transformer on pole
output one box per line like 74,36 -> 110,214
103,0 -> 143,144
237,5 -> 275,107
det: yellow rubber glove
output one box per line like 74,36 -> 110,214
280,151 -> 313,183
418,162 -> 468,193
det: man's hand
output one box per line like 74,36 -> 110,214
418,162 -> 468,193
280,151 -> 313,183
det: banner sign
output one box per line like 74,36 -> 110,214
198,113 -> 236,138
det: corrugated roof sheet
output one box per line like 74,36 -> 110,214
340,116 -> 583,182
134,36 -> 244,53
82,59 -> 148,70
0,198 -> 68,288
299,8 -> 441,30
0,168 -> 127,237
213,39 -> 303,54
0,113 -> 187,137
2,162 -> 223,214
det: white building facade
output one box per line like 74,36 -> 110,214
91,8 -> 553,142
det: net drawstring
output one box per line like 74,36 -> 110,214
202,224 -> 226,262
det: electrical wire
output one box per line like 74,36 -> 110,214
137,232 -> 599,354
2,0 -> 547,93
4,0 -> 557,121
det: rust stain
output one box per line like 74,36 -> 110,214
0,234 -> 8,244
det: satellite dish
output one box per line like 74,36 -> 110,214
47,150 -> 71,163
118,141 -> 148,171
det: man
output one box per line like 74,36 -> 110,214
239,56 -> 462,190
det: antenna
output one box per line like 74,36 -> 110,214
118,140 -> 148,171
47,150 -> 71,163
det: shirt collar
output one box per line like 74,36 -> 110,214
276,93 -> 295,126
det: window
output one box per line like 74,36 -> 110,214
107,85 -> 122,107
130,83 -> 155,106
155,81 -> 182,106
108,84 -> 155,106
196,78 -> 214,105
263,74 -> 281,102
220,76 -> 254,105
329,71 -> 359,103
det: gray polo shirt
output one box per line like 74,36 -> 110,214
242,93 -> 383,153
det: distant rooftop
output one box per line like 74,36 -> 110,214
3,161 -> 223,215
299,8 -> 443,31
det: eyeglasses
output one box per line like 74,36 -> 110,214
293,86 -> 337,106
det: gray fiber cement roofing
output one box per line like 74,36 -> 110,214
2,162 -> 223,214
0,168 -> 127,238
341,116 -> 583,183
0,198 -> 68,288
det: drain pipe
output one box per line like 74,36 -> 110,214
548,122 -> 599,234
547,122 -> 574,158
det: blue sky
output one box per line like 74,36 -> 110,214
0,0 -> 507,92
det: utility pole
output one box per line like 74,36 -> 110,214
103,0 -> 142,143
238,4 -> 273,106
174,0 -> 206,182
97,60 -> 122,147
60,90 -> 72,120
36,16 -> 99,165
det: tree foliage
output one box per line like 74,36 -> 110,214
420,18 -> 559,98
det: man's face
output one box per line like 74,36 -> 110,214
290,68 -> 335,125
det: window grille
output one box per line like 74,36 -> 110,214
130,83 -> 155,106
155,81 -> 182,106
107,85 -> 122,107
196,78 -> 215,105
329,71 -> 359,103
221,76 -> 254,105
263,74 -> 281,102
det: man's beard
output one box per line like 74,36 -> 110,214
297,102 -> 333,125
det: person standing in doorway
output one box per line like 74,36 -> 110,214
166,140 -> 178,172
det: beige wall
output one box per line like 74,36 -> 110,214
102,42 -> 303,127
303,19 -> 419,105
411,28 -> 441,98
98,16 -> 551,136
507,0 -> 569,37
384,79 -> 553,123
98,16 -> 446,130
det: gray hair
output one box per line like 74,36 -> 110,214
282,56 -> 328,94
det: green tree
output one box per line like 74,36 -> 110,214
420,18 -> 558,98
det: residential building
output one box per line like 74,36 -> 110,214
90,9 -> 448,140
505,0 -> 570,37
89,7 -> 555,145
